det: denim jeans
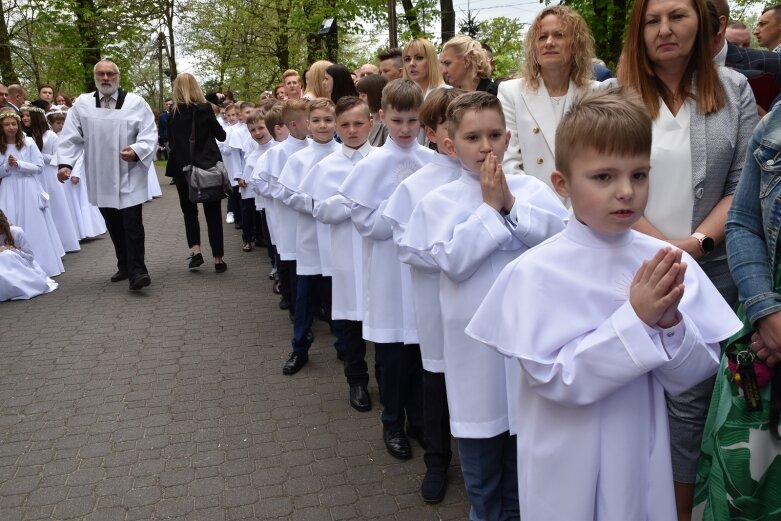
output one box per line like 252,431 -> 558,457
726,104 -> 781,324
458,432 -> 519,521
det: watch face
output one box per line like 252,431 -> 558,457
702,236 -> 715,252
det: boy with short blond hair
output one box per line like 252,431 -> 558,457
310,96 -> 375,410
465,88 -> 741,520
237,109 -> 276,251
250,104 -> 288,274
223,101 -> 256,229
277,98 -> 342,374
339,78 -> 433,460
257,99 -> 310,314
403,91 -> 569,519
383,87 -> 464,502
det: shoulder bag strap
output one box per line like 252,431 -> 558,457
188,110 -> 198,188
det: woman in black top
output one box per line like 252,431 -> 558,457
164,73 -> 228,272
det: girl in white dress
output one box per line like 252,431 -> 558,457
0,111 -> 64,276
47,109 -> 106,240
23,105 -> 81,252
0,209 -> 57,301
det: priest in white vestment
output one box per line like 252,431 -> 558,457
56,59 -> 157,291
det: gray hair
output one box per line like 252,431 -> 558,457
93,59 -> 120,75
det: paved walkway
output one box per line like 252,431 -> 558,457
0,169 -> 469,520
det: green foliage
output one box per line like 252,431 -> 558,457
179,0 -> 388,99
474,16 -> 525,79
555,0 -> 632,68
3,0 -> 161,96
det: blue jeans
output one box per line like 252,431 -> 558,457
292,275 -> 343,355
457,432 -> 519,521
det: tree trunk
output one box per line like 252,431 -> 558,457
609,0 -> 627,67
275,1 -> 290,72
440,0 -> 455,43
165,0 -> 178,81
0,0 -> 19,84
400,0 -> 424,38
74,0 -> 102,92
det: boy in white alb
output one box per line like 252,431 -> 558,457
339,79 -> 433,460
402,92 -> 568,520
257,99 -> 310,316
310,96 -> 375,412
277,98 -> 341,374
251,104 -> 288,280
237,109 -> 274,252
465,88 -> 742,521
219,102 -> 239,223
383,87 -> 464,503
224,101 -> 255,229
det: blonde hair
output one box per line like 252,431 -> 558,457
305,60 -> 333,99
382,78 -> 424,112
446,91 -> 505,138
441,35 -> 492,82
403,38 -> 445,89
281,99 -> 310,124
523,6 -> 595,90
555,87 -> 651,177
171,73 -> 206,113
308,97 -> 336,115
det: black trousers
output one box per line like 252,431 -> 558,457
343,320 -> 368,386
174,175 -> 224,257
375,343 -> 424,432
260,209 -> 272,253
240,199 -> 257,243
99,204 -> 147,278
227,186 -> 242,224
423,370 -> 452,472
277,258 -> 296,312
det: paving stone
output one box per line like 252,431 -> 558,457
52,496 -> 95,519
0,170 -> 469,520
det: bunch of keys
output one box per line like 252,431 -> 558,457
734,350 -> 763,412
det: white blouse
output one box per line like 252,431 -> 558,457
645,100 -> 695,240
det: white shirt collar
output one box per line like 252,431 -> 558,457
342,141 -> 372,159
774,43 -> 781,54
713,40 -> 728,66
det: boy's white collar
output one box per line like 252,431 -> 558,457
342,141 -> 372,159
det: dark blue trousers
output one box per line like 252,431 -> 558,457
375,343 -> 424,432
457,431 -> 519,521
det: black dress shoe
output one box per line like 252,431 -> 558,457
129,273 -> 151,290
110,270 -> 128,282
215,261 -> 227,273
349,385 -> 371,412
406,424 -> 426,449
421,468 -> 447,503
282,352 -> 308,375
383,429 -> 412,459
242,242 -> 252,252
188,253 -> 204,269
279,296 -> 290,310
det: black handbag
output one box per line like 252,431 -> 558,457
183,110 -> 230,203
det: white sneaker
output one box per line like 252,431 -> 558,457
226,212 -> 235,224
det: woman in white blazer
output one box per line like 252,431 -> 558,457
498,6 -> 596,188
